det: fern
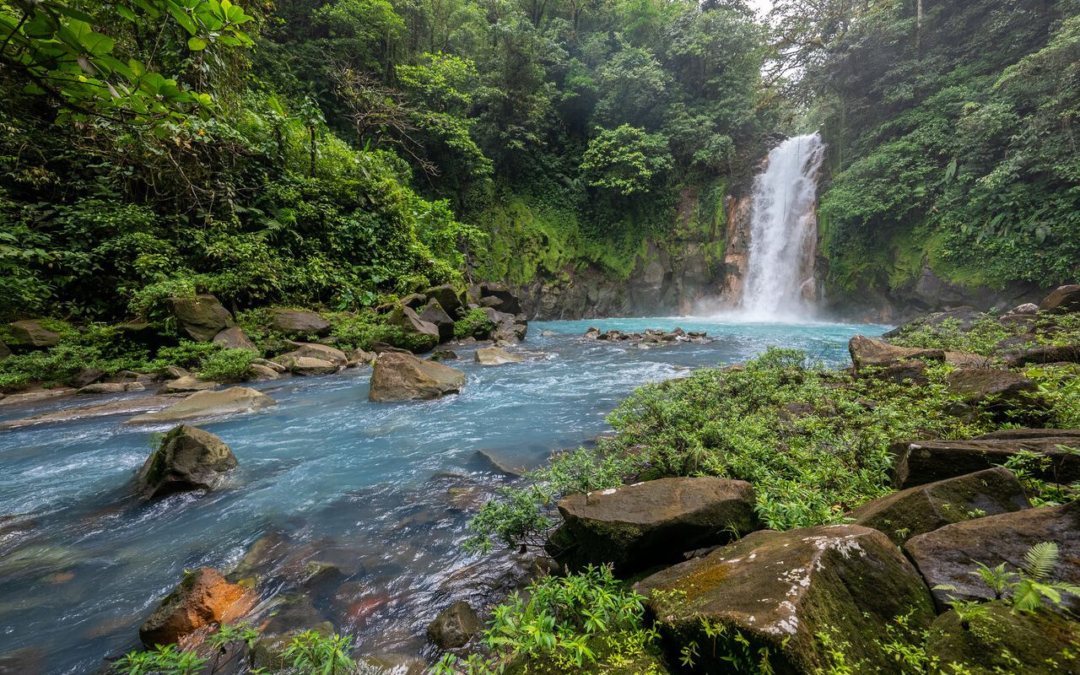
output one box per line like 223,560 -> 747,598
1021,542 -> 1058,582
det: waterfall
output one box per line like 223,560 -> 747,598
739,133 -> 826,320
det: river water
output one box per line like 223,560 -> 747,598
0,317 -> 886,674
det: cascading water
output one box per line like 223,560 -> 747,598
739,133 -> 826,320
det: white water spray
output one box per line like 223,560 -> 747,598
738,133 -> 826,321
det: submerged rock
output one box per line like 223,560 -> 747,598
549,477 -> 760,573
904,500 -> 1080,613
268,309 -> 331,337
474,346 -> 524,366
136,425 -> 238,499
428,600 -> 482,649
637,525 -> 935,675
1039,284 -> 1080,313
926,602 -> 1080,675
891,431 -> 1080,488
168,295 -> 234,342
848,468 -> 1030,545
369,352 -> 465,402
139,567 -> 255,647
0,395 -> 183,430
5,320 -> 62,349
126,387 -> 276,424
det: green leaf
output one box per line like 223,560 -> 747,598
165,1 -> 198,35
187,36 -> 207,51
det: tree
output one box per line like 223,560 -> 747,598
580,124 -> 672,197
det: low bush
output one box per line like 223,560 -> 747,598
197,348 -> 258,382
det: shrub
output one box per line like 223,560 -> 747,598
454,308 -> 495,339
197,348 -> 258,382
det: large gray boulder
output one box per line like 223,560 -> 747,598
212,326 -> 257,351
419,300 -> 456,342
848,468 -> 1030,545
848,335 -> 944,372
5,320 -> 62,349
637,525 -> 935,674
126,387 -> 276,424
168,295 -> 234,342
905,500 -> 1080,613
391,305 -> 440,353
1039,284 -> 1080,313
136,425 -> 238,499
891,431 -> 1080,488
368,352 -> 465,402
547,477 -> 760,573
427,600 -> 482,649
268,309 -> 331,337
424,284 -> 466,318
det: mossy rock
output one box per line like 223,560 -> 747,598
636,525 -> 936,675
926,602 -> 1080,674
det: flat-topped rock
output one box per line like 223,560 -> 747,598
848,468 -> 1029,545
268,309 -> 331,337
5,320 -> 61,348
76,382 -> 145,395
547,477 -> 760,573
276,342 -> 347,366
126,387 -> 276,424
136,425 -> 238,499
168,295 -> 234,342
637,525 -> 935,674
905,500 -> 1080,613
848,335 -> 945,372
891,433 -> 1080,488
368,352 -> 465,402
0,388 -> 75,406
0,395 -> 184,430
284,356 -> 338,376
474,346 -> 524,366
158,376 -> 218,394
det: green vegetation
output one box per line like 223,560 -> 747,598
197,348 -> 257,382
433,565 -> 665,675
939,542 -> 1080,615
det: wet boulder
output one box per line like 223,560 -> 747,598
249,364 -> 280,381
212,326 -> 257,351
906,500 -> 1080,613
126,387 -> 276,424
926,602 -> 1080,675
346,349 -> 376,367
6,320 -> 62,349
428,600 -> 482,649
168,295 -> 234,342
136,425 -> 238,499
278,342 -> 347,366
268,309 -> 331,337
139,567 -> 256,647
1039,284 -> 1080,314
848,468 -> 1030,545
548,477 -> 761,573
419,300 -> 456,342
368,352 -> 466,402
637,525 -> 935,675
848,335 -> 945,372
474,346 -> 524,366
390,305 -> 440,353
891,431 -> 1080,488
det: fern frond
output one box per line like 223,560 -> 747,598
1022,542 -> 1058,581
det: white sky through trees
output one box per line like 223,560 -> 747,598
749,0 -> 773,15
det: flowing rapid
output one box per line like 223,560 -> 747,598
740,133 -> 826,321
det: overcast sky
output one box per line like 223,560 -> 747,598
748,0 -> 773,16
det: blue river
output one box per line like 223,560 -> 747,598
0,317 -> 887,674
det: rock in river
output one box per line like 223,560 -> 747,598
474,346 -> 524,366
904,500 -> 1080,613
136,425 -> 238,499
637,525 -> 936,675
428,600 -> 482,649
126,387 -> 276,424
139,567 -> 255,647
848,468 -> 1030,545
548,477 -> 761,573
368,352 -> 465,402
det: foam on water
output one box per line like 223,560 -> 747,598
0,318 -> 885,673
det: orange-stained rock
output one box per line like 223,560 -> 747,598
139,568 -> 256,647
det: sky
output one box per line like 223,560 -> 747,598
749,0 -> 773,16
